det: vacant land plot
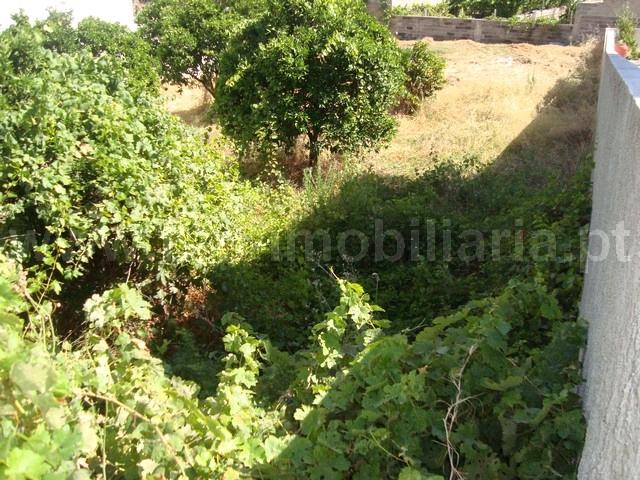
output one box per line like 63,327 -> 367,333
370,39 -> 600,176
164,38 -> 600,179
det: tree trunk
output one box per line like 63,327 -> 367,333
201,78 -> 216,98
308,130 -> 319,168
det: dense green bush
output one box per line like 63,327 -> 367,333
0,254 -> 585,478
397,41 -> 446,113
136,0 -> 241,96
214,0 -> 404,167
75,17 -> 162,94
21,10 -> 161,95
0,17 -> 294,304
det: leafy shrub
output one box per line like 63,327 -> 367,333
136,0 -> 241,96
33,10 -> 78,53
0,18 -> 295,304
214,0 -> 404,167
390,1 -> 454,17
397,41 -> 446,113
616,7 -> 639,59
0,19 -> 198,293
21,10 -> 161,95
0,257 -> 585,478
75,16 -> 162,94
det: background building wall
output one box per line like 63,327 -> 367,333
390,15 -> 574,44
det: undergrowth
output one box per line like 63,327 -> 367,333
1,257 -> 585,478
0,10 -> 593,480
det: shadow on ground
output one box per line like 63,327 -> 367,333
201,43 -> 600,349
217,43 -> 600,480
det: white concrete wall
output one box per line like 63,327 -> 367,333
579,28 -> 640,479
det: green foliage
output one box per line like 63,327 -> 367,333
0,20 -> 196,293
0,19 -> 296,306
75,16 -> 161,94
447,0 -> 571,19
219,0 -> 270,16
20,10 -> 161,95
214,0 -> 404,167
216,148 -> 591,347
0,257 -> 585,478
33,10 -> 78,53
616,7 -> 639,59
397,41 -> 446,114
0,9 -> 590,480
390,1 -> 454,18
447,0 -> 513,17
136,0 -> 241,96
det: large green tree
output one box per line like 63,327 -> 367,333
21,10 -> 160,95
136,0 -> 240,96
214,0 -> 404,167
76,17 -> 161,93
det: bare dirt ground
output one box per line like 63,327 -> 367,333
164,38 -> 601,178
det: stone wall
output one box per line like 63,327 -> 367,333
572,0 -> 640,40
390,16 -> 574,44
578,28 -> 640,479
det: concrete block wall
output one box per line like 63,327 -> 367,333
572,0 -> 640,40
578,28 -> 640,479
390,16 -> 574,44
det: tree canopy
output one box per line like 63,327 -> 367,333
136,0 -> 240,96
214,0 -> 404,166
12,10 -> 161,95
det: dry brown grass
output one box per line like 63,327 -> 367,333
163,38 -> 601,180
368,39 -> 601,177
162,83 -> 211,127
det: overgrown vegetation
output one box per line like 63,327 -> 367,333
397,41 -> 446,113
214,0 -> 404,166
21,10 -> 161,95
0,16 -> 296,325
1,259 -> 585,478
136,0 -> 242,96
616,7 -> 639,60
0,3 -> 596,479
390,1 -> 455,18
